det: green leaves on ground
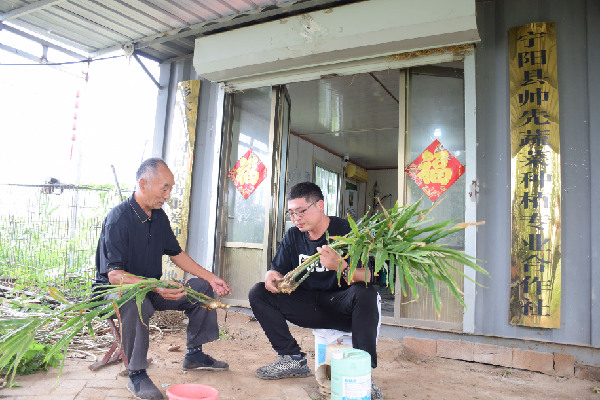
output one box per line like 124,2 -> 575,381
0,279 -> 229,386
2,341 -> 63,376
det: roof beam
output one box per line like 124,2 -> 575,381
0,0 -> 68,22
133,52 -> 162,89
1,23 -> 87,60
90,0 -> 363,61
0,43 -> 86,78
0,43 -> 43,63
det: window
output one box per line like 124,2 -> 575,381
315,164 -> 340,217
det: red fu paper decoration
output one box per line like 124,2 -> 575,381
405,139 -> 465,202
228,148 -> 267,199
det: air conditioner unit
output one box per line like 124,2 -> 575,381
345,164 -> 368,182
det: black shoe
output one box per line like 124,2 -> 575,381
372,381 -> 384,400
127,377 -> 164,400
255,355 -> 311,380
182,354 -> 229,371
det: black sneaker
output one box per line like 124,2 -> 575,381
182,354 -> 229,371
127,377 -> 164,400
371,381 -> 384,400
255,355 -> 311,380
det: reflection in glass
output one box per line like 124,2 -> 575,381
225,87 -> 272,244
387,69 -> 466,323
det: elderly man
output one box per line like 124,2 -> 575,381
94,158 -> 231,400
248,181 -> 383,399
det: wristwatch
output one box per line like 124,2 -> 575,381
341,265 -> 349,279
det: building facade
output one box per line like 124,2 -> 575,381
152,0 -> 599,365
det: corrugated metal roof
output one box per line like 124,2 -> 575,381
0,0 -> 359,63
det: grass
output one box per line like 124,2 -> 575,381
0,184 -> 127,298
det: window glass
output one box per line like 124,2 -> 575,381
407,72 -> 465,250
315,164 -> 339,217
225,87 -> 272,243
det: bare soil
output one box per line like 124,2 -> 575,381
133,308 -> 599,400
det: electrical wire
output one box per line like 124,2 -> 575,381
0,54 -> 124,66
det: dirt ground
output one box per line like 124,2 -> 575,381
109,308 -> 600,400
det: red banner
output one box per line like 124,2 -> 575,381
228,148 -> 267,199
405,139 -> 464,202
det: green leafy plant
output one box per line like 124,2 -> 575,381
3,341 -> 63,375
278,199 -> 487,313
0,278 -> 229,386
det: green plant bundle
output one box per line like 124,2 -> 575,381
277,200 -> 488,313
0,278 -> 229,386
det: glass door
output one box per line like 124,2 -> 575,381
274,88 -> 291,250
215,86 -> 289,306
398,65 -> 467,330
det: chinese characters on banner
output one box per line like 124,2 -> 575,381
228,148 -> 267,199
405,139 -> 465,202
508,23 -> 561,328
161,80 -> 200,281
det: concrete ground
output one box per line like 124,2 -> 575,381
2,359 -> 134,400
2,309 -> 599,400
1,358 -> 316,400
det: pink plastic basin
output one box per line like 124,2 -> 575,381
166,384 -> 219,400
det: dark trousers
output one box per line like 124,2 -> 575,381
109,278 -> 219,371
248,282 -> 380,368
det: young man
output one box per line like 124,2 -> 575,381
248,181 -> 383,399
94,158 -> 231,400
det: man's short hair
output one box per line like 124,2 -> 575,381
136,158 -> 167,181
287,182 -> 324,203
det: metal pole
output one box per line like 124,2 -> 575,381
111,165 -> 123,200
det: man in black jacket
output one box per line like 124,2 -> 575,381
248,182 -> 382,399
95,158 -> 231,400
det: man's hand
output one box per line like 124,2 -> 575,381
209,277 -> 232,297
154,280 -> 186,300
317,245 -> 346,272
264,270 -> 284,293
169,251 -> 232,297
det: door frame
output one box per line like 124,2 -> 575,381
391,56 -> 477,332
212,50 -> 477,329
214,86 -> 290,306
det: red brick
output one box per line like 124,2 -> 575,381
553,353 -> 574,377
512,349 -> 554,374
574,363 -> 600,381
402,337 -> 437,357
436,339 -> 474,362
473,343 -> 513,367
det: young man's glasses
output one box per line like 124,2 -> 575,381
286,200 -> 317,219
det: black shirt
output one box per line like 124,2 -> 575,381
271,216 -> 352,291
94,194 -> 182,287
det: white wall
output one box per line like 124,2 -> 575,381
286,134 -> 367,219
365,169 -> 399,214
